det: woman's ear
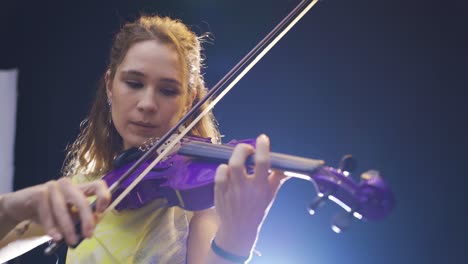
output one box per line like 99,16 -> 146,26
105,70 -> 112,100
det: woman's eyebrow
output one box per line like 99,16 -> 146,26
160,78 -> 182,86
121,69 -> 146,77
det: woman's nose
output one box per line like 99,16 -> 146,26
136,89 -> 157,113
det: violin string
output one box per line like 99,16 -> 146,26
103,0 -> 320,215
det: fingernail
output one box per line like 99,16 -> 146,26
259,134 -> 270,145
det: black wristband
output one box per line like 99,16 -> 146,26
211,239 -> 249,263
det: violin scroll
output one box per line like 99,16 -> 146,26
307,155 -> 395,233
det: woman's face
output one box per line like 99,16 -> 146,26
106,40 -> 189,150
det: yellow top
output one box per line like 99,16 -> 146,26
67,176 -> 192,264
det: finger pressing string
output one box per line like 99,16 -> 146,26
253,134 -> 271,183
228,144 -> 254,183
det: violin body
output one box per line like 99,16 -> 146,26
104,150 -> 219,211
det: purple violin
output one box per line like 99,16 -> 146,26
103,136 -> 395,233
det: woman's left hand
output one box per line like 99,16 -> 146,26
213,134 -> 287,256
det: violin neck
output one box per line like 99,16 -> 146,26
178,141 -> 324,175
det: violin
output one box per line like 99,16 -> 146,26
105,136 -> 394,227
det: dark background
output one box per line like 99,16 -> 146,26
1,0 -> 467,263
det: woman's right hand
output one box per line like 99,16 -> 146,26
0,178 -> 110,245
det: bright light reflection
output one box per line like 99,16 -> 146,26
284,171 -> 312,181
331,225 -> 342,233
317,192 -> 324,197
328,195 -> 352,212
308,208 -> 316,215
343,171 -> 350,177
353,212 -> 363,220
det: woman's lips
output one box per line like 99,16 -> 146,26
132,121 -> 157,128
130,121 -> 158,134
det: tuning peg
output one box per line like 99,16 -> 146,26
330,208 -> 364,233
360,170 -> 381,181
308,193 -> 328,215
338,154 -> 357,175
331,211 -> 354,233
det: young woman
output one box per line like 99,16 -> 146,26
1,15 -> 286,264
63,15 -> 287,263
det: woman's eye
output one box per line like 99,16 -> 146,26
125,81 -> 143,89
161,88 -> 179,96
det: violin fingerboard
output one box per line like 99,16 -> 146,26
178,141 -> 324,175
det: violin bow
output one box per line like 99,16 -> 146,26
44,0 -> 320,254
